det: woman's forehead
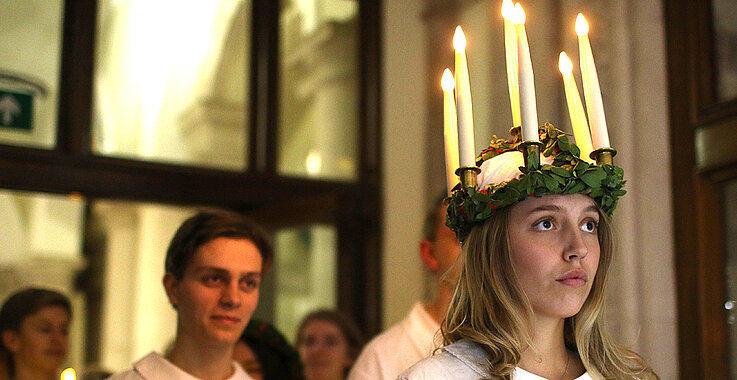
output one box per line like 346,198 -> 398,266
512,193 -> 597,214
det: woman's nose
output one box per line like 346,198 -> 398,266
563,226 -> 588,261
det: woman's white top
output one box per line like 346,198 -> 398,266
397,340 -> 592,380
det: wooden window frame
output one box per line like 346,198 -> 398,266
0,0 -> 384,352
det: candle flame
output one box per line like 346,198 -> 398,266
453,26 -> 466,51
558,52 -> 573,76
441,69 -> 455,92
61,368 -> 76,380
513,3 -> 526,25
501,0 -> 515,20
575,13 -> 589,36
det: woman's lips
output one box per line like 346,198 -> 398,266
556,269 -> 588,287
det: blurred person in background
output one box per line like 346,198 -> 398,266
233,318 -> 303,380
349,195 -> 461,380
0,287 -> 72,380
296,310 -> 363,380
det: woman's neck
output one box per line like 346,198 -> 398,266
517,317 -> 579,380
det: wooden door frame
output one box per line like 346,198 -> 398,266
665,0 -> 737,378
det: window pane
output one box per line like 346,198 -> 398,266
269,225 -> 337,341
0,0 -> 64,149
278,0 -> 359,181
713,0 -> 737,102
92,0 -> 250,170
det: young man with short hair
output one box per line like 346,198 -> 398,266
110,209 -> 272,380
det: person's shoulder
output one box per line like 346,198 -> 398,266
347,324 -> 402,380
368,320 -> 408,347
396,349 -> 472,380
230,361 -> 253,380
397,340 -> 488,380
106,368 -> 143,380
348,315 -> 421,380
105,352 -> 174,380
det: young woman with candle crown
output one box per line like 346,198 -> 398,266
398,124 -> 658,379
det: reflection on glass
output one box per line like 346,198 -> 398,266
92,1 -> 250,170
278,0 -> 359,181
0,188 -> 86,372
724,180 -> 737,379
713,0 -> 737,102
273,225 -> 337,341
0,0 -> 64,149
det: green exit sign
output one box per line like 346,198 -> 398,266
0,89 -> 33,131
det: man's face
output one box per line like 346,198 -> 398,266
164,237 -> 263,347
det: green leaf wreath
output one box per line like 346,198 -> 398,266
446,124 -> 626,242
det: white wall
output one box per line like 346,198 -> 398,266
381,0 -> 428,326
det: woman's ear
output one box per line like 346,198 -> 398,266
2,330 -> 19,353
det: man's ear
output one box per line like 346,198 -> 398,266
2,330 -> 19,353
163,273 -> 180,309
419,239 -> 439,272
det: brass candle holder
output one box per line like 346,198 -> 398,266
518,141 -> 544,169
455,166 -> 481,189
590,147 -> 617,166
509,126 -> 522,139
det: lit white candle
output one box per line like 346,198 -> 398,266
576,14 -> 610,149
514,3 -> 539,142
558,52 -> 594,162
502,0 -> 520,128
453,26 -> 476,167
442,69 -> 460,192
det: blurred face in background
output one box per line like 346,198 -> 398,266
233,341 -> 263,380
298,319 -> 353,380
2,305 -> 70,377
431,208 -> 462,279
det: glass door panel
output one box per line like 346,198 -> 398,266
92,0 -> 250,170
265,224 -> 338,342
278,0 -> 359,181
712,0 -> 737,103
0,0 -> 64,149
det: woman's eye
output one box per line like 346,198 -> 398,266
582,220 -> 598,232
534,219 -> 554,231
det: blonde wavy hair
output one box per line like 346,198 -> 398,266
440,206 -> 658,379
